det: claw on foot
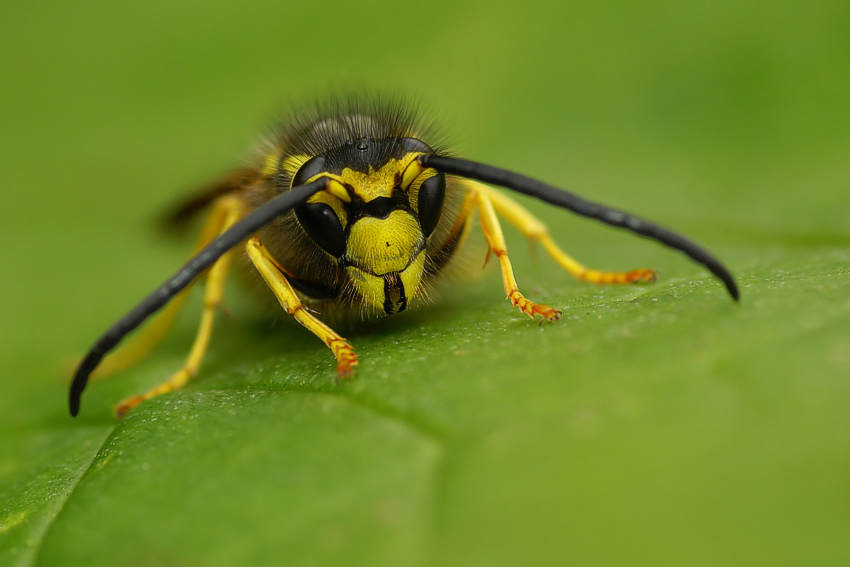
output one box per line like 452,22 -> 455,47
508,291 -> 562,322
114,395 -> 145,419
624,268 -> 658,283
330,339 -> 358,379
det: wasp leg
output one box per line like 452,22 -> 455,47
467,180 -> 658,285
246,237 -> 358,377
90,196 -> 243,381
469,184 -> 562,321
113,196 -> 244,417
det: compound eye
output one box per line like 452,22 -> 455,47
291,155 -> 327,188
295,202 -> 346,258
417,173 -> 446,238
399,137 -> 433,154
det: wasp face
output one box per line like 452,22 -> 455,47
290,137 -> 446,314
344,206 -> 425,314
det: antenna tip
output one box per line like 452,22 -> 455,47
69,396 -> 80,417
725,279 -> 740,302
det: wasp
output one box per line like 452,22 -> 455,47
69,96 -> 738,417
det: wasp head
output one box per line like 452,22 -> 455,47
289,137 -> 445,315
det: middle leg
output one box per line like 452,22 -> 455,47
470,185 -> 562,321
469,180 -> 658,285
113,196 -> 244,417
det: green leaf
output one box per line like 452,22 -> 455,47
2,1 -> 849,566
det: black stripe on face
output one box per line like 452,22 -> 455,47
382,272 -> 407,314
344,190 -> 412,227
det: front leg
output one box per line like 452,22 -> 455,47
246,238 -> 358,377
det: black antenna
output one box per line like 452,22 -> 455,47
421,155 -> 739,301
69,178 -> 328,416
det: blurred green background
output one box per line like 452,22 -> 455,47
1,1 -> 849,565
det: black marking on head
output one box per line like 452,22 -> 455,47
318,137 -> 434,175
294,201 -> 346,258
344,191 -> 413,229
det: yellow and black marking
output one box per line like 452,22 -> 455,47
69,96 -> 738,417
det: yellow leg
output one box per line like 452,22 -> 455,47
467,180 -> 657,285
88,289 -> 190,380
470,185 -> 562,321
90,196 -> 241,380
246,237 -> 358,377
114,196 -> 244,417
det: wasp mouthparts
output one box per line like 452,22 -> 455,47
382,272 -> 408,314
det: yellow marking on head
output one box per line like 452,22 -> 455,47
325,179 -> 352,202
336,153 -> 422,203
338,161 -> 399,202
399,253 -> 425,302
346,251 -> 425,314
345,208 -> 425,312
346,210 -> 423,274
401,154 -> 425,189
